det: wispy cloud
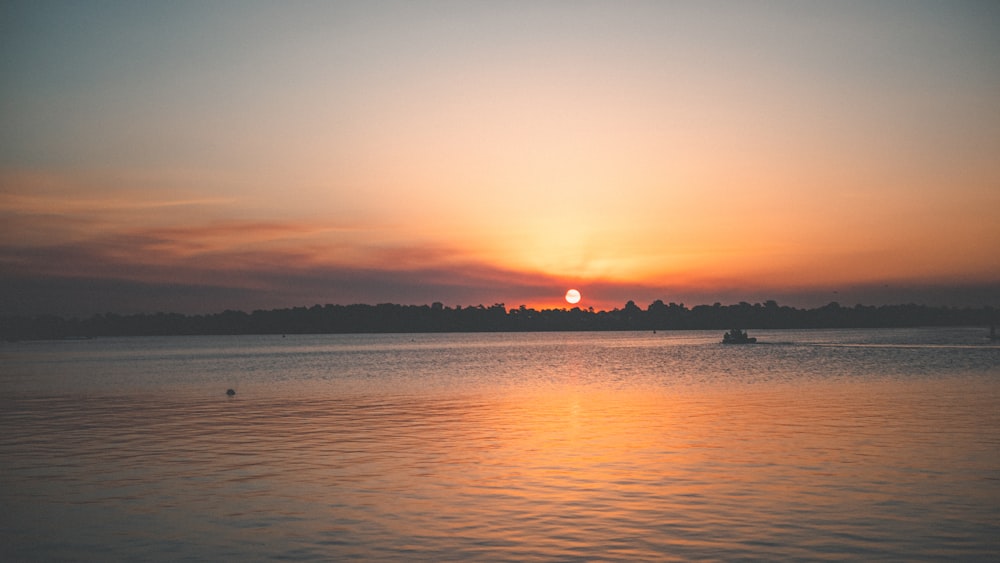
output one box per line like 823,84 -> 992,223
0,208 -> 565,311
3,169 -> 998,317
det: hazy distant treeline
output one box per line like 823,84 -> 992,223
2,300 -> 996,341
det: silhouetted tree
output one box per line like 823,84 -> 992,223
2,300 -> 997,340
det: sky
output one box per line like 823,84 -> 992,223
2,0 -> 999,317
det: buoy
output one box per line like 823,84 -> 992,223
226,389 -> 236,396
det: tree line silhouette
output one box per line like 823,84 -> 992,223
3,300 -> 996,340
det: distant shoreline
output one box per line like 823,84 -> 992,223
3,301 -> 996,341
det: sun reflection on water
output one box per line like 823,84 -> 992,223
2,331 -> 998,560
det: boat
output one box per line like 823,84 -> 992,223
722,328 -> 756,344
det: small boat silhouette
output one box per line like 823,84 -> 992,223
722,328 -> 757,344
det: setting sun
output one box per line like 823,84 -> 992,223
565,289 -> 581,305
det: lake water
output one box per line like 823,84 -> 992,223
2,328 -> 999,561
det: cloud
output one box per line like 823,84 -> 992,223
0,252 -> 564,317
0,213 -> 573,316
0,169 -> 238,215
5,226 -> 997,319
3,178 -> 997,317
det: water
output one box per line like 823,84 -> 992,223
2,328 -> 999,560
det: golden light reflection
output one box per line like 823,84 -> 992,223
396,378 -> 985,558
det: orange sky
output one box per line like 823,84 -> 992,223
2,2 -> 999,316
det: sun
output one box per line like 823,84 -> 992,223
565,288 -> 581,304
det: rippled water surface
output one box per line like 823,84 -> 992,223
2,328 -> 999,560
